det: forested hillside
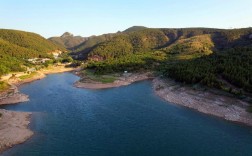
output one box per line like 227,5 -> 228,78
76,27 -> 252,61
77,27 -> 252,94
162,47 -> 252,94
0,29 -> 64,53
0,29 -> 64,76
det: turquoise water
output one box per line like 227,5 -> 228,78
1,73 -> 252,156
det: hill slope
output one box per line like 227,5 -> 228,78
0,29 -> 64,75
75,27 -> 252,62
79,27 -> 252,94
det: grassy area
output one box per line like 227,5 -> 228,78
0,81 -> 10,92
19,72 -> 38,80
82,70 -> 117,83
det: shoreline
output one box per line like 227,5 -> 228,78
1,70 -> 252,153
0,84 -> 29,106
0,109 -> 33,153
14,66 -> 77,87
0,66 -> 77,105
74,72 -> 153,89
153,77 -> 252,127
0,65 -> 78,154
74,72 -> 252,126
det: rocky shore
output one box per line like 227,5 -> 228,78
0,109 -> 33,153
153,78 -> 252,126
0,84 -> 29,105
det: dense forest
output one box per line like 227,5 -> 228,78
162,47 -> 252,93
0,29 -> 64,76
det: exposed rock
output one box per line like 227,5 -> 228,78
153,78 -> 252,126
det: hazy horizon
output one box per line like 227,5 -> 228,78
1,0 -> 252,38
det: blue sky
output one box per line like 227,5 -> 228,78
1,0 -> 252,38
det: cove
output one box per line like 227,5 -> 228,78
1,73 -> 252,156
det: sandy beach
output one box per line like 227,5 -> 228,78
0,109 -> 33,153
74,72 -> 153,89
153,78 -> 252,126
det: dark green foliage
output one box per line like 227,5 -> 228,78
162,47 -> 252,92
59,53 -> 74,63
61,57 -> 73,63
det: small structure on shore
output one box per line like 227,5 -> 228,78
27,58 -> 51,64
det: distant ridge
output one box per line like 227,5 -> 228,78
49,32 -> 87,49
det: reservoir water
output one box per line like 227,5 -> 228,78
1,73 -> 252,156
